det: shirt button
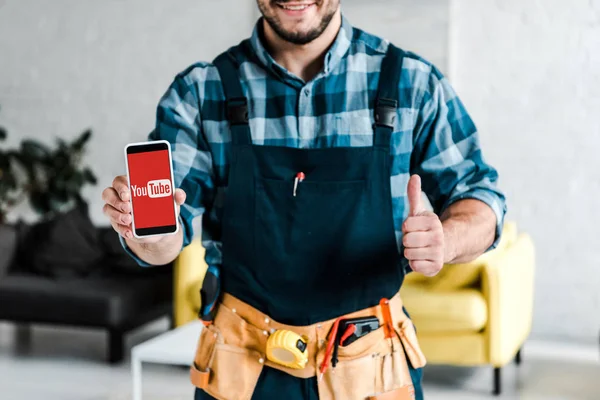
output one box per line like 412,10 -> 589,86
303,88 -> 310,96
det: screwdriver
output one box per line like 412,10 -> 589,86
198,265 -> 221,325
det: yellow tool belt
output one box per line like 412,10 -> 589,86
190,291 -> 426,400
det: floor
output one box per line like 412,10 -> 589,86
1,319 -> 599,400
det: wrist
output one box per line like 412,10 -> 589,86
442,221 -> 458,264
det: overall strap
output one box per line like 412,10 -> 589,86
373,44 -> 405,151
213,48 -> 252,146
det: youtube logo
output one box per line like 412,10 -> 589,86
147,179 -> 172,198
131,179 -> 172,198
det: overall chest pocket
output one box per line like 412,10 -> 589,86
254,177 -> 367,291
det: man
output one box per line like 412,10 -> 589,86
102,1 -> 506,399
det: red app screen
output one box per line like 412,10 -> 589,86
127,149 -> 176,229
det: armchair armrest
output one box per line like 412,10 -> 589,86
481,233 -> 535,366
173,238 -> 208,327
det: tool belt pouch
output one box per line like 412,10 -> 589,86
190,306 -> 265,400
317,326 -> 419,400
397,318 -> 427,370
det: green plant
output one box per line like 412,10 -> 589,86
16,130 -> 98,219
0,119 -> 24,223
0,108 -> 97,222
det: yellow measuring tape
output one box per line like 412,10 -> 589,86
266,330 -> 309,369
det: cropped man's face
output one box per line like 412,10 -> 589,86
257,0 -> 340,45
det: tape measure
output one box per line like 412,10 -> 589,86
266,330 -> 309,369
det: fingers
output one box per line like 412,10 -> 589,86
103,175 -> 132,239
402,213 -> 439,233
111,221 -> 133,239
103,203 -> 131,226
101,186 -> 130,213
407,174 -> 424,216
402,231 -> 432,248
408,260 -> 438,277
112,175 -> 130,201
404,247 -> 439,261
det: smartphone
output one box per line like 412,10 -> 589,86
124,140 -> 179,239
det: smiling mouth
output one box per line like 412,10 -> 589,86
276,2 -> 316,11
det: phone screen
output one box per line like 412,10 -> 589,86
125,141 -> 178,237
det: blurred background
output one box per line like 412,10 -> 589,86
0,0 -> 599,399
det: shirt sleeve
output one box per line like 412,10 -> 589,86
411,65 -> 507,251
121,71 -> 216,266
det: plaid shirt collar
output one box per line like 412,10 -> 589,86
248,14 -> 354,87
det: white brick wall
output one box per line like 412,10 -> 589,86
450,0 -> 600,343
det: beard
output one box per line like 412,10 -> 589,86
258,0 -> 339,45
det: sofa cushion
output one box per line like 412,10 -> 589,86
18,205 -> 104,278
400,285 -> 488,333
0,269 -> 172,327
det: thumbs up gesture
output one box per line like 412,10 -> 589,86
402,175 -> 445,277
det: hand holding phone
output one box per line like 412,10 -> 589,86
101,140 -> 184,244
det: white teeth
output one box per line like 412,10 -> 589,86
281,4 -> 310,10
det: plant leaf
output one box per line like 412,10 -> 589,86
82,168 -> 97,184
73,129 -> 92,151
21,140 -> 51,161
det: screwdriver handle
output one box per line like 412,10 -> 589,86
199,265 -> 221,325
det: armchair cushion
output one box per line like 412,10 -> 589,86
401,285 -> 488,333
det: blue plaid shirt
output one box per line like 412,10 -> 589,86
125,16 -> 506,268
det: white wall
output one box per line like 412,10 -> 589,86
0,0 -> 257,223
450,0 -> 600,343
0,0 -> 448,226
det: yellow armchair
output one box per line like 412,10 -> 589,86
400,222 -> 535,395
173,238 -> 208,327
172,223 -> 535,396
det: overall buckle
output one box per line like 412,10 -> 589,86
226,97 -> 249,125
374,98 -> 398,128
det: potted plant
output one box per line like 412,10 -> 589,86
0,107 -> 98,275
14,129 -> 98,219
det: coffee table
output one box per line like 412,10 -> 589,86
131,320 -> 203,400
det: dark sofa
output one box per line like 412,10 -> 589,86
0,224 -> 173,363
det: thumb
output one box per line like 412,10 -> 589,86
174,188 -> 186,206
407,174 -> 424,216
